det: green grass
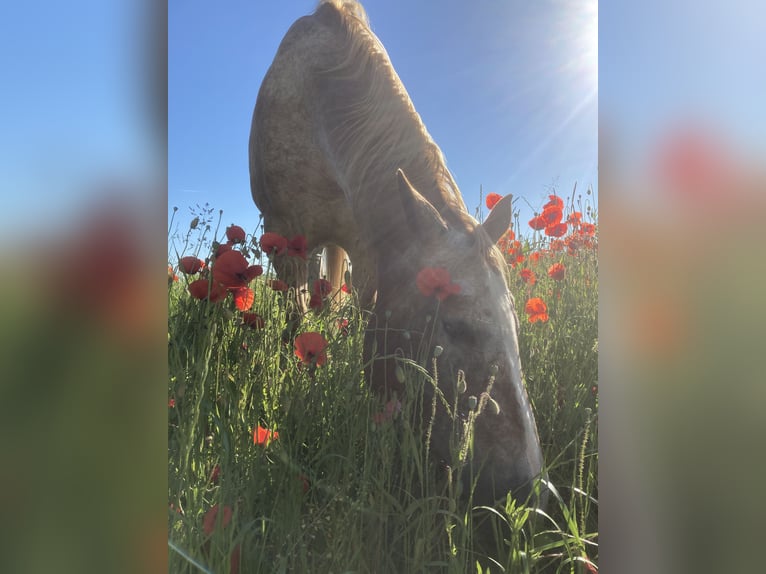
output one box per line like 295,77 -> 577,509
168,196 -> 598,573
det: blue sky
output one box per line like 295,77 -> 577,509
168,0 -> 598,237
0,0 -> 155,238
600,0 -> 765,182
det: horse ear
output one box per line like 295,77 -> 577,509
481,194 -> 513,244
396,169 -> 448,235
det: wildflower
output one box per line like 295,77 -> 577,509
232,287 -> 255,311
416,267 -> 461,301
179,256 -> 204,274
312,278 -> 333,298
203,504 -> 233,536
268,279 -> 289,292
541,206 -> 563,226
168,265 -> 179,284
259,232 -> 288,256
241,312 -> 265,329
253,424 -> 279,446
213,251 -> 262,288
298,474 -> 310,494
528,215 -> 546,230
168,398 -> 175,408
215,242 -> 233,258
548,262 -> 566,280
543,194 -> 564,211
525,297 -> 549,323
309,292 -> 324,312
550,239 -> 566,252
567,211 -> 583,226
188,278 -> 228,302
341,283 -> 351,293
294,332 -> 329,366
529,251 -> 543,264
225,225 -> 247,244
287,235 -> 308,259
520,268 -> 536,285
497,228 -> 516,251
336,318 -> 350,336
485,192 -> 502,210
580,223 -> 596,236
545,222 -> 568,237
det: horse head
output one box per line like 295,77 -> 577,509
367,169 -> 546,507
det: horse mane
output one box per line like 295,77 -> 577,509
313,0 -> 476,234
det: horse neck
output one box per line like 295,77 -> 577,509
311,9 -> 466,218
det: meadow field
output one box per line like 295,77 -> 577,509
168,189 -> 598,573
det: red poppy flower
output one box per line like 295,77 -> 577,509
416,267 -> 461,301
188,278 -> 228,302
567,211 -> 583,225
485,192 -> 502,210
225,225 -> 246,244
168,266 -> 179,283
549,239 -> 566,252
497,228 -> 516,251
287,235 -> 307,259
203,504 -> 233,536
213,251 -> 261,288
529,251 -> 543,264
260,232 -> 288,256
541,206 -> 563,226
543,195 -> 564,211
520,268 -> 536,285
524,297 -> 549,323
168,398 -> 175,408
341,283 -> 351,294
309,292 -> 324,312
298,473 -> 310,494
545,222 -> 568,237
232,287 -> 255,311
179,256 -> 204,274
215,242 -> 233,258
312,278 -> 333,298
242,312 -> 265,329
336,318 -> 350,336
294,332 -> 329,366
268,279 -> 289,292
580,223 -> 596,236
254,424 -> 279,445
528,215 -> 546,230
548,262 -> 566,280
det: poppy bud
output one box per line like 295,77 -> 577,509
456,370 -> 466,394
190,217 -> 199,230
395,364 -> 406,384
433,345 -> 443,357
467,395 -> 478,410
489,364 -> 499,377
